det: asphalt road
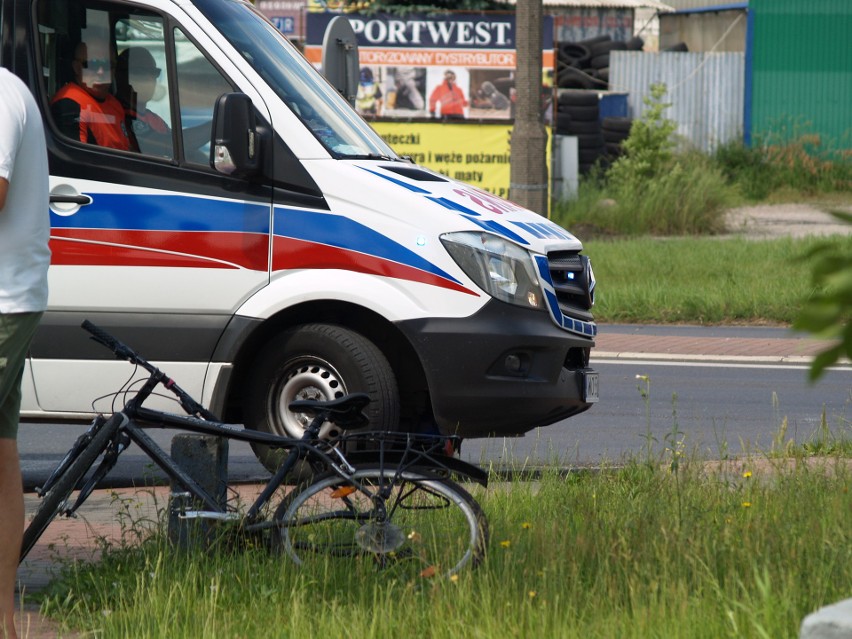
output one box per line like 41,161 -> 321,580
19,324 -> 851,488
463,358 -> 851,467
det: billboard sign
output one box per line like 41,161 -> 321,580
305,12 -> 554,121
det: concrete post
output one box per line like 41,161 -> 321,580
168,434 -> 228,549
509,0 -> 549,215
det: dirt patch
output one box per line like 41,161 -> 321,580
725,203 -> 852,239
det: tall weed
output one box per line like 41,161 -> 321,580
553,84 -> 735,237
713,134 -> 852,201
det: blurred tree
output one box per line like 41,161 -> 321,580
793,211 -> 852,381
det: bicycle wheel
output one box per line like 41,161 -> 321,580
20,413 -> 125,562
273,467 -> 488,579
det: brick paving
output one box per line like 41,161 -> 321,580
15,484 -> 269,638
15,487 -> 166,638
595,331 -> 834,361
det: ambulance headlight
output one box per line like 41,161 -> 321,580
441,232 -> 544,310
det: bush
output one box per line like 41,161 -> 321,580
793,211 -> 852,380
712,141 -> 776,200
712,131 -> 852,201
606,83 -> 677,191
552,84 -> 734,236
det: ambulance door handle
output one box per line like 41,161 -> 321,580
50,194 -> 93,206
49,190 -> 93,216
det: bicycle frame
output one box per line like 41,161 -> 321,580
62,398 -> 362,533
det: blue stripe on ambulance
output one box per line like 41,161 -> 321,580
273,207 -> 463,285
49,193 -> 270,233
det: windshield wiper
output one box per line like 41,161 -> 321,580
341,153 -> 402,162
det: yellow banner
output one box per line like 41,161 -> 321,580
372,121 -> 550,202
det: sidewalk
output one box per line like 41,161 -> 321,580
15,487 -> 167,638
15,484 -> 267,638
13,325 -> 842,637
594,325 -> 837,364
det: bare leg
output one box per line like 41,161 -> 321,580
0,439 -> 22,639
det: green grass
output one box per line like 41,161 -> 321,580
33,453 -> 852,638
583,235 -> 852,325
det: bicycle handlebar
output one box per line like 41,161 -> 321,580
81,320 -> 218,420
82,319 -> 140,365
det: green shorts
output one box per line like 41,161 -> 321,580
0,312 -> 43,439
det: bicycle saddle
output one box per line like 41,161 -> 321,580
288,392 -> 371,429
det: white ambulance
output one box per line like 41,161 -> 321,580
3,0 -> 597,468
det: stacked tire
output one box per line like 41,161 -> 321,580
556,90 -> 604,174
556,34 -> 643,91
601,116 -> 633,163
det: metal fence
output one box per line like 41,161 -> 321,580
609,50 -> 745,153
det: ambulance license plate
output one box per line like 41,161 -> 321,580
582,371 -> 599,403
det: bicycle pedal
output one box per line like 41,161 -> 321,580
179,511 -> 240,522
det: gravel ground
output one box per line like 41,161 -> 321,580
725,202 -> 852,238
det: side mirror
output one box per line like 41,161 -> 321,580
210,93 -> 260,177
321,16 -> 359,106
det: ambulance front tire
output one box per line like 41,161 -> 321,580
244,323 -> 401,473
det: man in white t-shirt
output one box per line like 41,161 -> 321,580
0,67 -> 50,639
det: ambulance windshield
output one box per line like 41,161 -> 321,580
195,0 -> 398,160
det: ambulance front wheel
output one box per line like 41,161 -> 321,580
244,323 -> 401,473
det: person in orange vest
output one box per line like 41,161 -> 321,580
428,69 -> 468,120
51,34 -> 135,151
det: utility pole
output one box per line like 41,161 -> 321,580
509,0 -> 548,215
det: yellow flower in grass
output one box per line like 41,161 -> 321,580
521,522 -> 531,530
500,540 -> 511,548
528,590 -> 537,599
743,470 -> 752,479
741,501 -> 752,508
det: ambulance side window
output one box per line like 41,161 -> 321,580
173,27 -> 233,167
36,0 -> 232,168
36,0 -> 172,158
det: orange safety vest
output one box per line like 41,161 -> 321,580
51,83 -> 133,151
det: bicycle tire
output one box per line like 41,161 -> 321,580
20,413 -> 125,562
273,467 -> 488,579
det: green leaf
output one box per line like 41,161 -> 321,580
808,343 -> 844,382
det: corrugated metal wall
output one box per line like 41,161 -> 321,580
609,50 -> 744,152
748,0 -> 852,151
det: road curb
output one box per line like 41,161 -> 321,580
593,351 -> 820,365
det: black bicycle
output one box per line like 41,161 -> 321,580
21,321 -> 489,578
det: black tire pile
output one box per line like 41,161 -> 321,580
553,35 -> 686,175
555,34 -> 644,91
556,93 -> 635,174
601,116 -> 633,163
555,90 -> 603,174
